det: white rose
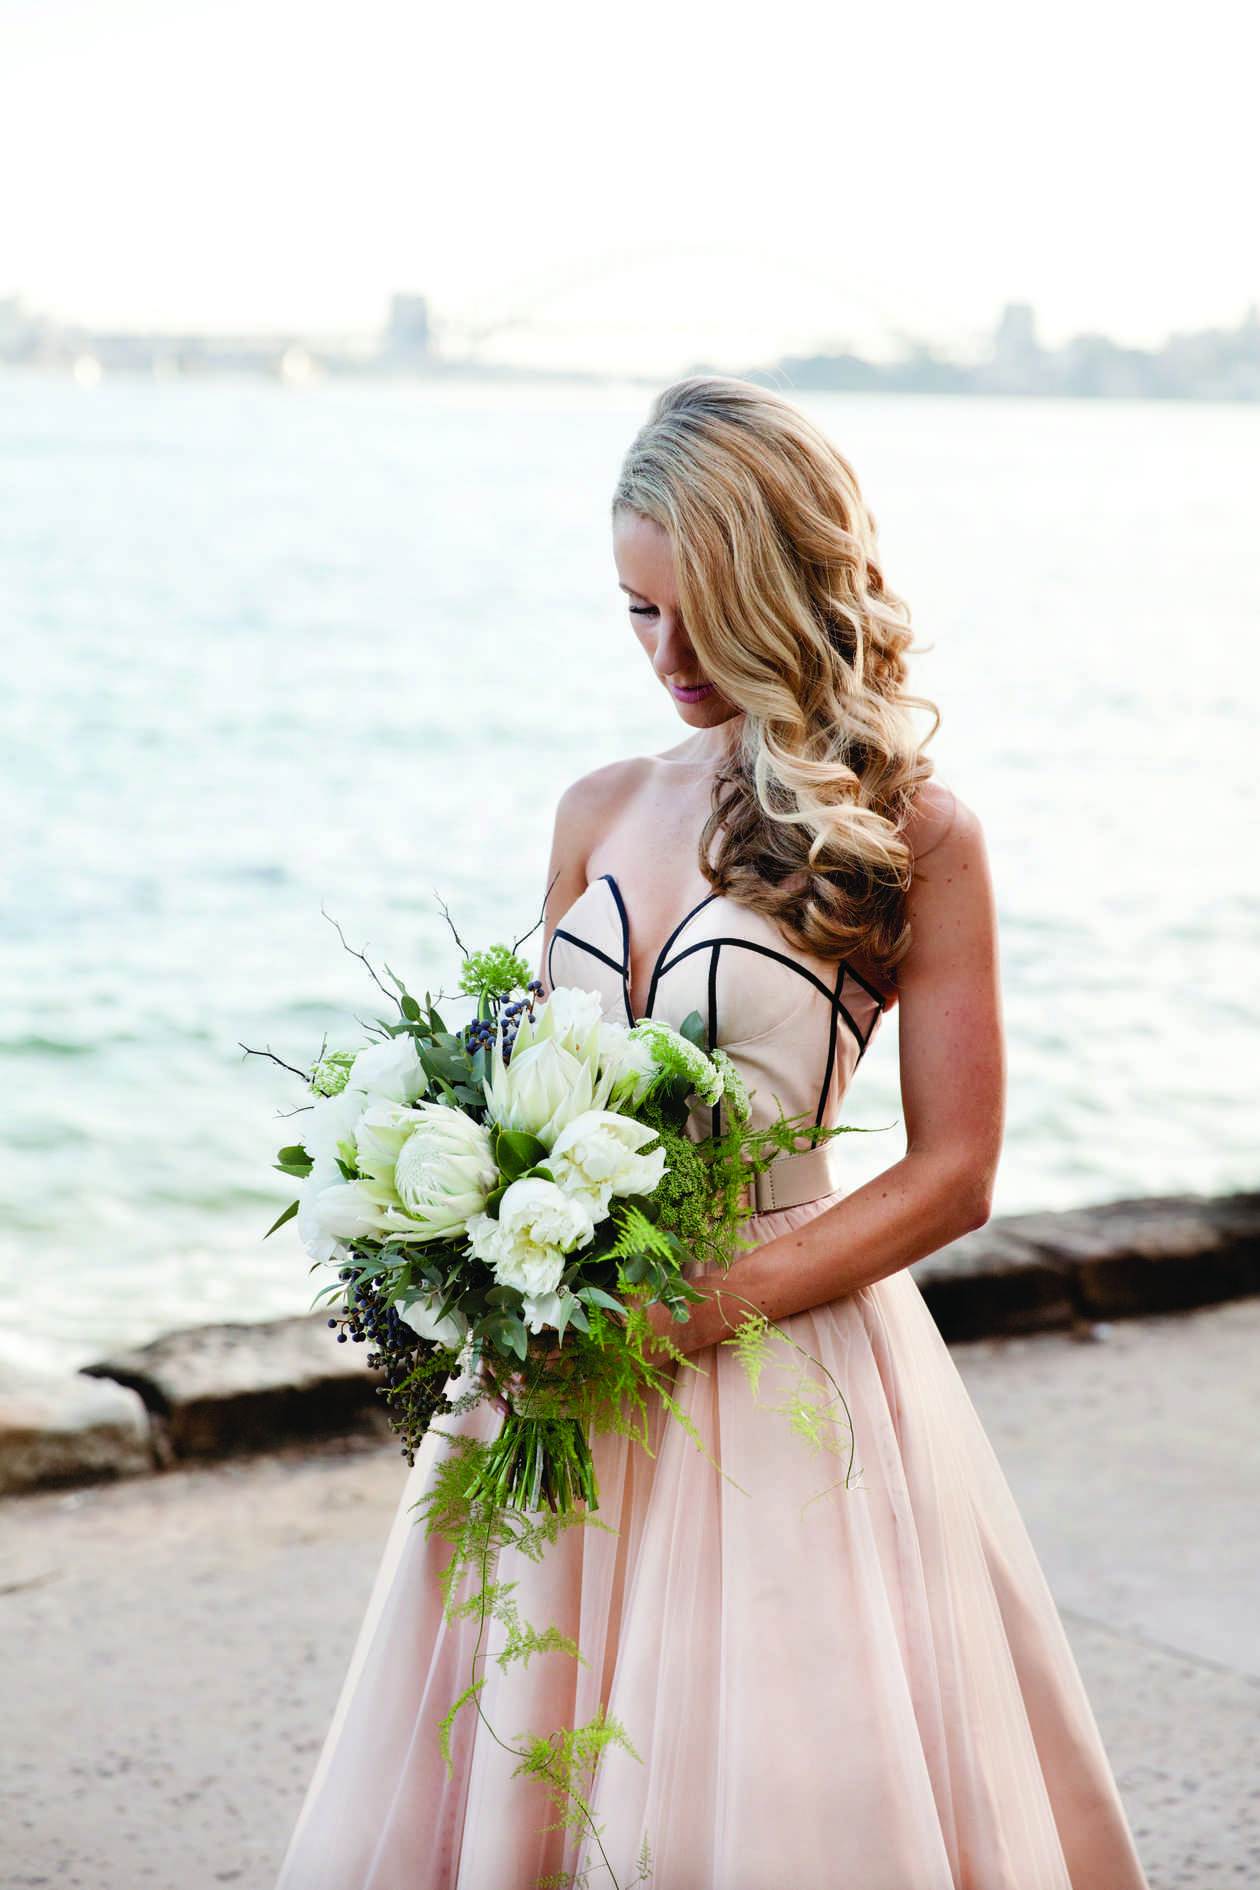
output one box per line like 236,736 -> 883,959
394,1287 -> 468,1350
484,1035 -> 600,1147
300,1085 -> 370,1172
548,1110 -> 666,1213
348,1036 -> 428,1104
304,1177 -> 389,1244
466,1177 -> 595,1298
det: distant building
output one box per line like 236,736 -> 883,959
387,294 -> 431,360
985,302 -> 1045,393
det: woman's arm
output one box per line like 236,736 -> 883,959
656,790 -> 1005,1354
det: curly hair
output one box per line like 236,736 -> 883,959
612,377 -> 937,973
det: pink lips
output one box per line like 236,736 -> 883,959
671,681 -> 716,703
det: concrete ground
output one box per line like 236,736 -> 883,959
2,1298 -> 1257,1890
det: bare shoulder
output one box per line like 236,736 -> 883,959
902,779 -> 986,879
544,755 -> 657,949
552,755 -> 655,864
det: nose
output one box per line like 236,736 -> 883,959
653,612 -> 697,679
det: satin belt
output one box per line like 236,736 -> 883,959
742,1138 -> 846,1216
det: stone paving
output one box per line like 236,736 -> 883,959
2,1298 -> 1257,1889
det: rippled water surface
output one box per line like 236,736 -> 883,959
3,375 -> 1257,1369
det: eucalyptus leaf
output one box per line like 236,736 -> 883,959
579,1286 -> 626,1316
264,1199 -> 300,1238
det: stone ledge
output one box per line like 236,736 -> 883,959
913,1191 -> 1260,1340
4,1191 -> 1257,1496
81,1313 -> 390,1460
0,1365 -> 153,1497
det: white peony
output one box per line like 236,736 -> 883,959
394,1286 -> 468,1350
484,1035 -> 604,1147
466,1177 -> 595,1298
548,1110 -> 666,1213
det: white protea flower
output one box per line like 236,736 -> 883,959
389,1102 -> 498,1236
630,1020 -> 726,1106
466,1177 -> 595,1298
548,1109 -> 666,1214
709,1048 -> 751,1124
485,1035 -> 607,1147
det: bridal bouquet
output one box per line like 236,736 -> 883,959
263,933 -> 807,1515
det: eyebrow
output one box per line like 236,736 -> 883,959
619,583 -> 648,600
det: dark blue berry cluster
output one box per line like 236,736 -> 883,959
327,1268 -> 455,1463
461,980 -> 546,1063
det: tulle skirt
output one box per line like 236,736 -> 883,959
276,1201 -> 1147,1890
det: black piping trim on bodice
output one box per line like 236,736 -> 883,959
547,874 -> 886,1125
660,934 -> 884,1124
644,888 -> 719,1015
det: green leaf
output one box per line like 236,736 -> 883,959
483,1183 -> 506,1220
485,1284 -> 524,1307
679,1009 -> 707,1052
578,1286 -> 625,1316
276,1144 -> 311,1167
494,1127 -> 549,1180
400,993 -> 421,1022
264,1199 -> 299,1238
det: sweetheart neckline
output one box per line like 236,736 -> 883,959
556,872 -> 887,1028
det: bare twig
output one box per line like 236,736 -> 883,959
513,873 -> 559,954
239,1043 -> 311,1082
322,908 -> 402,1013
434,892 -> 468,958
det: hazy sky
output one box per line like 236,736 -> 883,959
2,0 -> 1254,373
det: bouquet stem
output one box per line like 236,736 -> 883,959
468,1411 -> 600,1515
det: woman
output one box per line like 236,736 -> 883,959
277,379 -> 1147,1889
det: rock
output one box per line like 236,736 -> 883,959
915,1192 -> 1260,1337
913,1225 -> 1077,1340
0,1365 -> 153,1496
82,1314 -> 390,1461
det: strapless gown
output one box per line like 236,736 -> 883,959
276,877 -> 1147,1890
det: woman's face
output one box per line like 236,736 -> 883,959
612,510 -> 740,730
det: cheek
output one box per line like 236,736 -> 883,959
630,621 -> 658,662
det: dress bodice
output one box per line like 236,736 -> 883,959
547,874 -> 885,1138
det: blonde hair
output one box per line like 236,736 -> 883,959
613,376 -> 936,972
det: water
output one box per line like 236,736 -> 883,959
3,374 -> 1257,1372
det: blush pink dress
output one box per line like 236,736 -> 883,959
276,876 -> 1148,1890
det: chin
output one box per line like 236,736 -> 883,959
670,691 -> 741,729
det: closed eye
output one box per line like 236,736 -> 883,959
628,604 -> 658,618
